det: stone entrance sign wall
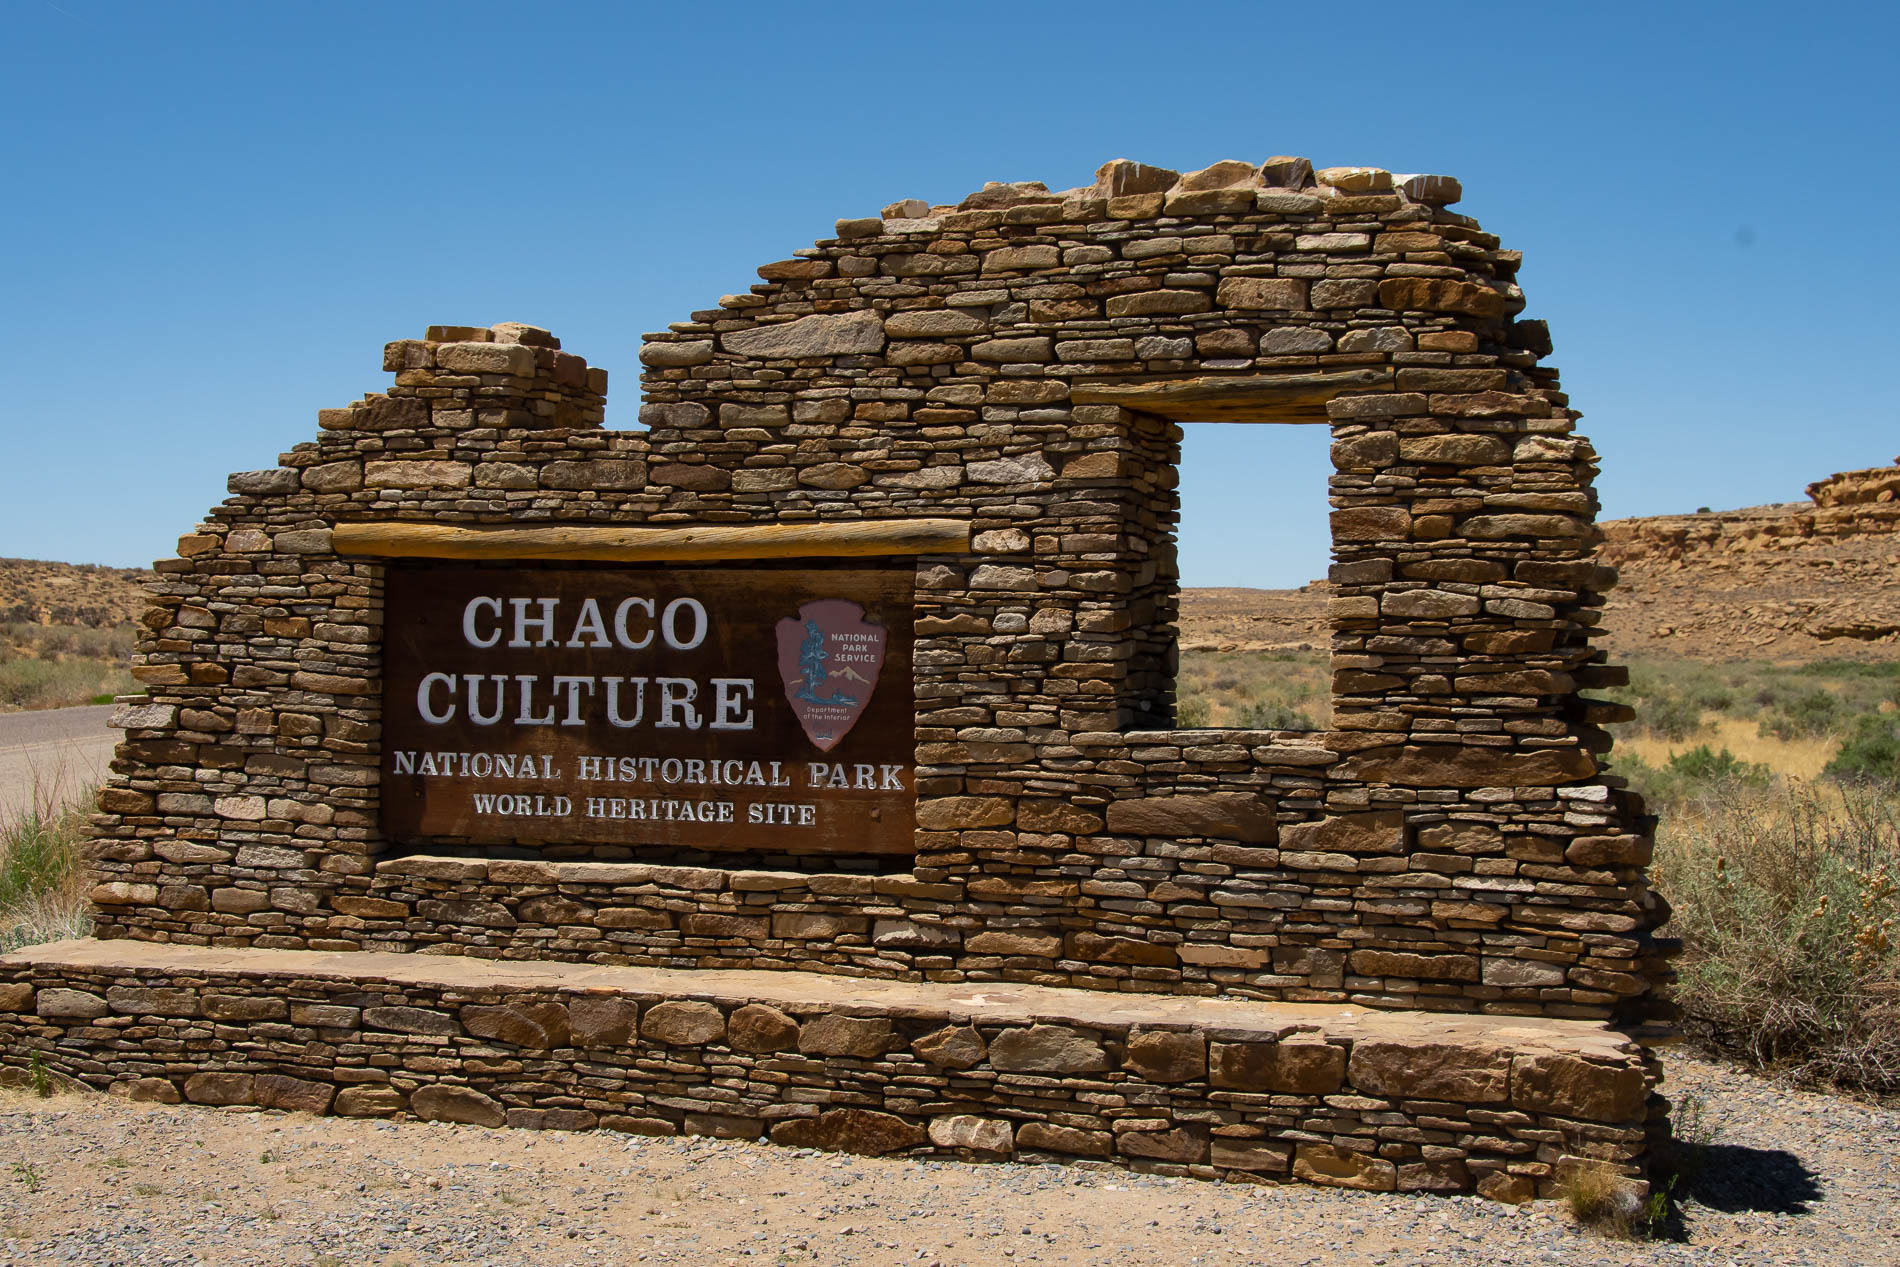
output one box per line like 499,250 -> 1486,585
3,155 -> 1671,1199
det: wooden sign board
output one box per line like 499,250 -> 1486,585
380,565 -> 915,855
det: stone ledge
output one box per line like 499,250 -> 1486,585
2,940 -> 1655,1198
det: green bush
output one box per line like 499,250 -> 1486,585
1666,745 -> 1769,785
1825,714 -> 1900,784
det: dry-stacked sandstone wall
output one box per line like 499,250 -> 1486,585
71,157 -> 1667,1027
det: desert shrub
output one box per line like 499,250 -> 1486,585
1651,779 -> 1900,1092
1175,691 -> 1211,728
1636,690 -> 1704,742
1758,687 -> 1846,740
1825,714 -> 1900,784
1666,745 -> 1769,786
0,797 -> 92,953
1235,699 -> 1318,731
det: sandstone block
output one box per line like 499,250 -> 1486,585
1348,1038 -> 1510,1102
810,1108 -> 925,1156
884,309 -> 988,338
983,246 -> 1059,272
336,1086 -> 405,1118
411,1085 -> 505,1128
541,459 -> 645,490
928,1114 -> 1014,1154
1294,1143 -> 1397,1191
1095,158 -> 1178,197
90,883 -> 157,906
968,455 -> 1055,484
912,1025 -> 987,1069
1106,290 -> 1211,318
463,1002 -> 571,1049
254,1074 -> 335,1115
1315,166 -> 1393,193
1348,950 -> 1480,982
213,795 -> 267,821
1566,835 -> 1653,867
364,461 -> 470,490
1124,1028 -> 1206,1083
728,1004 -> 800,1053
0,983 -> 32,1013
638,340 -> 714,367
990,1025 -> 1109,1074
124,1078 -> 181,1104
1017,1121 -> 1112,1157
1175,159 -> 1259,191
568,996 -> 639,1047
798,1014 -> 892,1058
211,887 -> 270,914
1481,958 -> 1568,988
874,919 -> 962,951
1382,589 -> 1481,619
1333,744 -> 1596,788
184,1072 -> 256,1105
1399,434 -> 1512,466
915,796 -> 1013,829
967,929 -> 1063,957
1104,793 -> 1276,843
642,1000 -> 726,1046
1016,799 -> 1104,834
1216,277 -> 1306,310
435,341 -> 536,376
719,403 -> 789,428
203,995 -> 287,1022
301,461 -> 363,492
1210,1038 -> 1345,1094
650,462 -> 731,492
291,1004 -> 360,1029
1117,1126 -> 1208,1163
331,896 -> 409,919
722,311 -> 884,358
1212,1139 -> 1292,1173
1280,811 -> 1404,855
1377,277 -> 1509,319
106,987 -> 198,1017
363,1005 -> 460,1036
227,468 -> 300,497
1399,173 -> 1463,205
1477,1171 -> 1536,1204
1331,506 -> 1412,541
1512,1053 -> 1647,1121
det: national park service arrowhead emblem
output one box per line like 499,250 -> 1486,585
776,599 -> 887,751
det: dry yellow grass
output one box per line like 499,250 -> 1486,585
1619,714 -> 1837,779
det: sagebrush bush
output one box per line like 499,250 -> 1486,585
1650,778 -> 1900,1092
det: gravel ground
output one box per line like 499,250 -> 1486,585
0,1052 -> 1895,1267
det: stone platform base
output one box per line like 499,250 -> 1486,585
1,940 -> 1657,1200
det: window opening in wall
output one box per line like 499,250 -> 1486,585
1172,421 -> 1334,731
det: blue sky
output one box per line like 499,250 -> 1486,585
3,2 -> 1895,587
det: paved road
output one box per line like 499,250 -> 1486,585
0,703 -> 116,822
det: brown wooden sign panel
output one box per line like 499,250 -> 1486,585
380,565 -> 915,855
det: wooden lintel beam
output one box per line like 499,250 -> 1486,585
332,518 -> 972,563
1069,369 -> 1394,422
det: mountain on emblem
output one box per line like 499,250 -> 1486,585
775,599 -> 887,751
